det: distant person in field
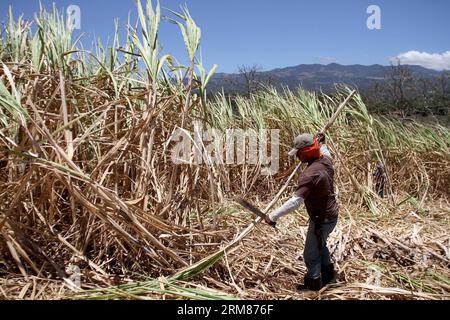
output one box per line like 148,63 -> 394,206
373,163 -> 386,198
264,132 -> 338,291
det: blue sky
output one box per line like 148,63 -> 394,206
1,0 -> 450,72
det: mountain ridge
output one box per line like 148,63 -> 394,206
208,63 -> 444,93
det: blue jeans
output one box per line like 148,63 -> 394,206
303,217 -> 337,279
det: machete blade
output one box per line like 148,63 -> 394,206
238,198 -> 267,219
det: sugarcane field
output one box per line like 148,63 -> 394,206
0,1 -> 449,301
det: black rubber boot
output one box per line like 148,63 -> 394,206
297,276 -> 322,291
321,264 -> 337,285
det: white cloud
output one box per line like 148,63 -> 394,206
320,56 -> 337,64
391,51 -> 450,71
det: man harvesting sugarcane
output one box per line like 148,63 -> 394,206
238,91 -> 354,291
264,132 -> 338,291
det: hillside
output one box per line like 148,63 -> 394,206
208,63 -> 444,93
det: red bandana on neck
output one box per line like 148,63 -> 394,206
297,138 -> 321,161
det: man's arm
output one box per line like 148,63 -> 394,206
320,144 -> 331,158
317,132 -> 332,159
268,193 -> 304,223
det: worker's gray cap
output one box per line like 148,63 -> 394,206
287,133 -> 315,156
